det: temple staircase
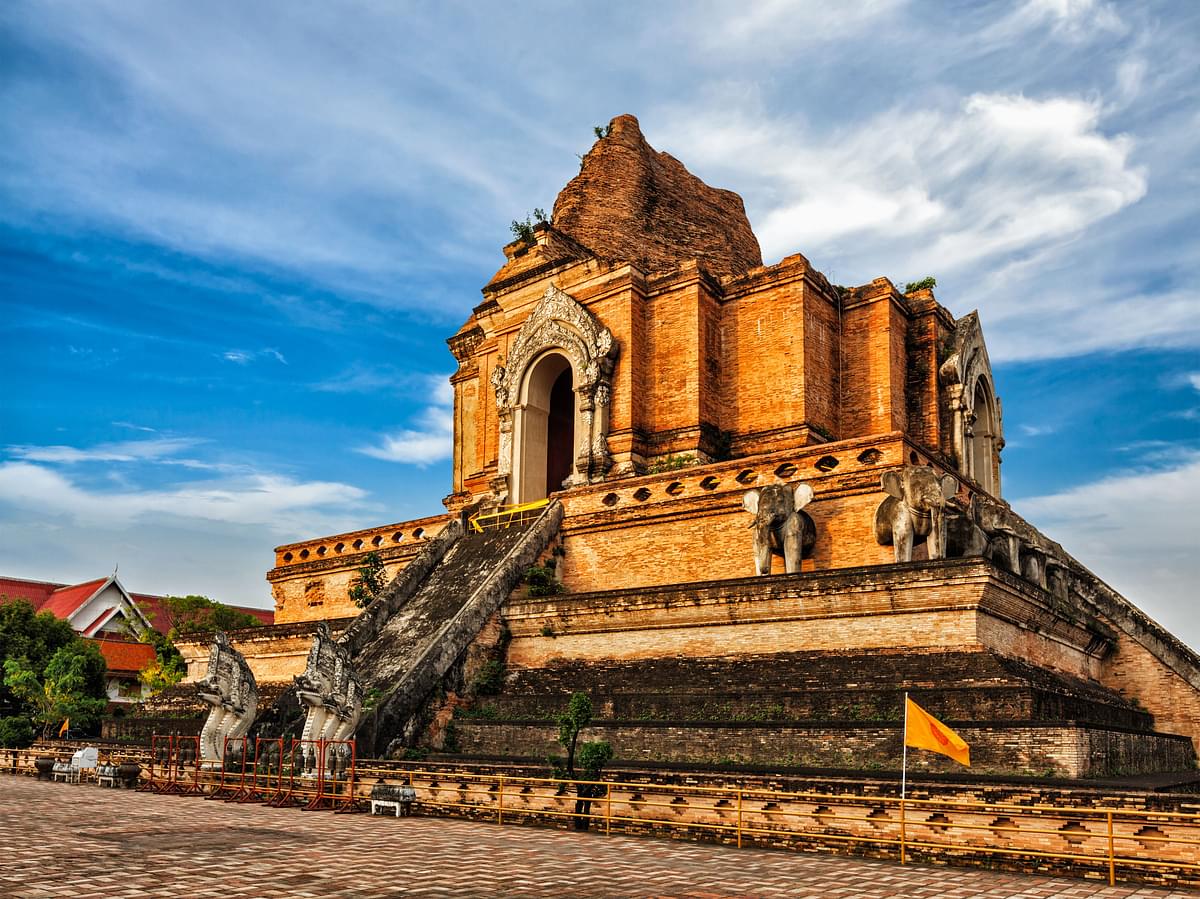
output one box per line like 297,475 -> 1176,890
347,500 -> 563,756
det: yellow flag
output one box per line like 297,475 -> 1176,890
58,718 -> 70,738
905,697 -> 969,767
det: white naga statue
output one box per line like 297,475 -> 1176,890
295,622 -> 364,759
196,631 -> 259,763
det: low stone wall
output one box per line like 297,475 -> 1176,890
453,719 -> 1196,779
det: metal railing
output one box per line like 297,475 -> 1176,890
468,499 -> 549,533
352,765 -> 1200,887
4,745 -> 1198,886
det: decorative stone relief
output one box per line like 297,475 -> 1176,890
490,285 -> 619,501
874,466 -> 958,563
939,312 -> 1005,496
294,622 -> 364,771
742,482 -> 816,575
195,632 -> 258,764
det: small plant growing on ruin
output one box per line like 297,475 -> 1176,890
524,564 -> 563,597
510,208 -> 549,246
904,276 -> 937,293
648,453 -> 696,474
593,124 -> 611,140
540,624 -> 556,638
472,660 -> 506,695
349,551 -> 387,608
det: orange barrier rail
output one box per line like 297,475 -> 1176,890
352,765 -> 1200,887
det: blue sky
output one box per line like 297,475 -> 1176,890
1,1 -> 1197,648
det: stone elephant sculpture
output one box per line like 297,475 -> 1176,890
874,466 -> 958,563
742,482 -> 816,576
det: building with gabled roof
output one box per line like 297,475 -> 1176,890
0,573 -> 273,705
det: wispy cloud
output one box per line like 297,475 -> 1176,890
8,436 -> 202,465
221,347 -> 287,365
355,376 -> 454,465
0,460 -> 368,534
986,0 -> 1126,42
660,90 -> 1145,278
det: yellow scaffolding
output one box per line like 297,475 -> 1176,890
467,499 -> 549,533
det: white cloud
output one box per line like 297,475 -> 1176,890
221,348 -> 287,365
988,0 -> 1126,42
7,437 -> 202,465
0,461 -> 367,535
356,376 -> 454,465
683,0 -> 905,55
661,91 -> 1145,275
1016,450 -> 1200,652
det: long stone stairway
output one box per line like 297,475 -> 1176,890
344,500 -> 563,756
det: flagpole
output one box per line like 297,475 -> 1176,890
900,691 -> 908,866
901,691 -> 908,800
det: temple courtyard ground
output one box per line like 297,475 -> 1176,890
0,777 -> 1192,898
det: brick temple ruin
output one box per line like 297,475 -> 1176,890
162,114 -> 1200,781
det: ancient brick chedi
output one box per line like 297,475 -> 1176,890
221,114 -> 1198,778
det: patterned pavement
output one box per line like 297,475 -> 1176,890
0,777 -> 1192,898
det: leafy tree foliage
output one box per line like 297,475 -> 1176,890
0,715 -> 35,748
348,552 -> 389,608
3,642 -> 108,739
149,595 -> 263,638
0,599 -> 103,716
553,691 -> 614,831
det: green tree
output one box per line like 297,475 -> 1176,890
554,692 -> 613,831
138,651 -> 185,696
0,599 -> 78,714
150,595 -> 263,638
4,643 -> 108,739
0,599 -> 105,719
348,552 -> 388,608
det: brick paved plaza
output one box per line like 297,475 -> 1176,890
0,777 -> 1192,898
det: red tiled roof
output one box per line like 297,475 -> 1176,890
0,575 -> 274,632
0,576 -> 62,608
39,579 -> 108,620
90,638 -> 157,674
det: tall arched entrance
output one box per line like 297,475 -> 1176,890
490,285 -> 619,506
512,351 -> 577,503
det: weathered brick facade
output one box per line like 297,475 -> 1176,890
254,113 -> 1199,779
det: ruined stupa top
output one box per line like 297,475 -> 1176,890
551,114 -> 763,281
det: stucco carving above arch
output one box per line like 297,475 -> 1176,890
939,311 -> 1004,496
488,285 -> 619,502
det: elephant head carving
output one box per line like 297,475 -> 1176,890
874,466 -> 958,563
742,482 -> 816,576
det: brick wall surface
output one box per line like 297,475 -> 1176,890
452,720 -> 1194,779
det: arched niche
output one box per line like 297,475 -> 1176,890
511,351 -> 578,503
939,311 -> 1005,497
489,285 -> 618,504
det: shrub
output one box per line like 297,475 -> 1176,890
0,716 -> 34,748
904,276 -> 937,293
524,565 -> 563,597
472,660 -> 505,695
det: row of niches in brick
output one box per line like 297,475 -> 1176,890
281,527 -> 431,563
599,446 -> 888,507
